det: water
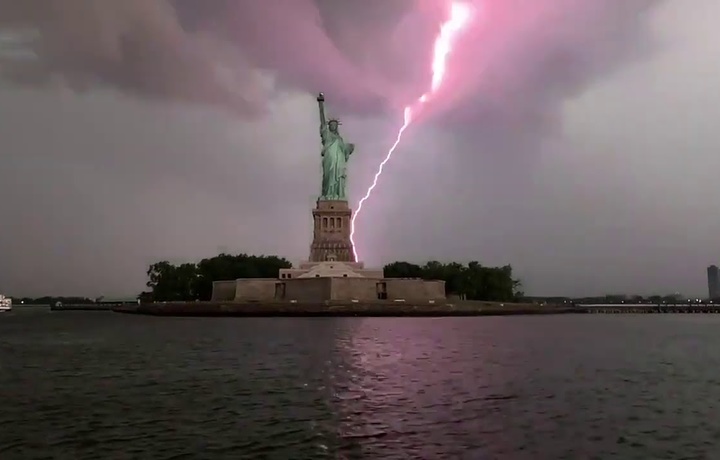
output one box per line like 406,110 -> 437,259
2,310 -> 720,459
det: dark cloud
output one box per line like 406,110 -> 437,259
0,0 -> 660,119
0,0 -> 270,115
0,0 -> 397,115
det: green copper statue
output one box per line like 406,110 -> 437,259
317,92 -> 354,201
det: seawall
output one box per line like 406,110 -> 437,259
112,301 -> 581,317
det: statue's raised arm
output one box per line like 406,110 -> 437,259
317,92 -> 327,129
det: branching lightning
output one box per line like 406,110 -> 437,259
350,2 -> 474,261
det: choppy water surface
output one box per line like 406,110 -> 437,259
2,310 -> 720,459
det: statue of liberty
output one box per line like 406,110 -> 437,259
317,93 -> 355,201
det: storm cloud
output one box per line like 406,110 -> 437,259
0,0 -> 659,118
1,0 -> 716,298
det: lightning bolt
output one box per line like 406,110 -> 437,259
350,2 -> 474,262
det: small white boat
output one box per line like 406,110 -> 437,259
0,295 -> 12,312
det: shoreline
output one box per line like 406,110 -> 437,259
112,301 -> 580,317
51,304 -> 115,311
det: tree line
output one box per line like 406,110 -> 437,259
11,296 -> 96,305
142,254 -> 522,302
142,254 -> 292,302
383,261 -> 522,302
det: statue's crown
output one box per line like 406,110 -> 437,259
328,117 -> 342,125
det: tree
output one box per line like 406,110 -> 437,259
145,261 -> 198,301
383,261 -> 424,278
145,253 -> 292,301
194,253 -> 291,300
383,260 -> 522,302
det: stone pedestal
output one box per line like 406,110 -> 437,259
309,199 -> 356,262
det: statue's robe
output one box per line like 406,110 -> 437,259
320,125 -> 354,200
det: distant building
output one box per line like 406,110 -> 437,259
707,265 -> 719,299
